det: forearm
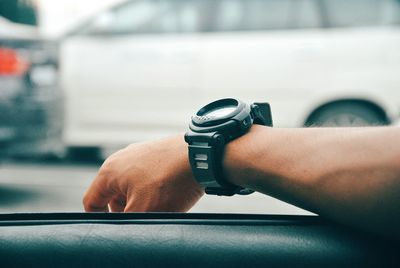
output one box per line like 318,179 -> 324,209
224,125 -> 400,237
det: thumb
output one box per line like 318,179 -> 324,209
83,178 -> 114,212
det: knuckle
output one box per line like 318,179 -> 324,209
99,158 -> 117,178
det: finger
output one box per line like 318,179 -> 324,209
83,178 -> 114,212
124,196 -> 145,212
109,196 -> 126,212
124,191 -> 161,212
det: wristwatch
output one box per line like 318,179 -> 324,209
184,98 -> 273,196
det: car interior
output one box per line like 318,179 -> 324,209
0,212 -> 399,267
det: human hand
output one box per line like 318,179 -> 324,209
83,135 -> 204,212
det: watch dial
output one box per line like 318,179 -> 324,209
204,106 -> 236,118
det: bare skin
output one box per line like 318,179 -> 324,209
83,126 -> 400,238
83,136 -> 203,212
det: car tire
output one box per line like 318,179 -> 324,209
306,102 -> 387,127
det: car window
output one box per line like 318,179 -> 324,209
107,0 -> 160,34
158,0 -> 210,33
82,0 -> 205,35
211,0 -> 321,32
321,0 -> 400,27
214,0 -> 293,31
294,0 -> 321,28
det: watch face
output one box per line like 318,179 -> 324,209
203,105 -> 237,118
192,98 -> 243,127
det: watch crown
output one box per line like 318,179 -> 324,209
213,134 -> 224,145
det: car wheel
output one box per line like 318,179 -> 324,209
306,103 -> 387,127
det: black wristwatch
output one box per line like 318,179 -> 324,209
184,98 -> 273,196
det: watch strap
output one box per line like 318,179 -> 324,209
187,135 -> 241,196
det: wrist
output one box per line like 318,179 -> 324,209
222,125 -> 274,188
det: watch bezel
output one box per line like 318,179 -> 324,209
192,98 -> 247,128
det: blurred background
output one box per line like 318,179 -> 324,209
0,0 -> 399,214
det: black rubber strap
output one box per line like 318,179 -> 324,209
188,143 -> 221,188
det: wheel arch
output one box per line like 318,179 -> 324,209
304,98 -> 391,127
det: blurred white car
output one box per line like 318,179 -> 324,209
60,0 -> 400,156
